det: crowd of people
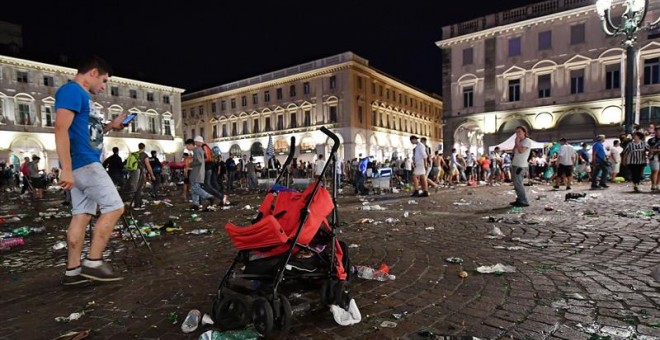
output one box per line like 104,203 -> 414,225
1,54 -> 658,287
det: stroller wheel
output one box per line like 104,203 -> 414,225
252,297 -> 274,337
273,294 -> 292,333
320,280 -> 336,307
212,295 -> 249,330
334,280 -> 351,310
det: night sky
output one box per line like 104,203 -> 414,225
1,0 -> 546,95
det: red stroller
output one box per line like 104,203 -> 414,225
211,127 -> 351,337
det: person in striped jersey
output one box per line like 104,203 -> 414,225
622,132 -> 650,193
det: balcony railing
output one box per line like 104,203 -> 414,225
444,0 -> 593,39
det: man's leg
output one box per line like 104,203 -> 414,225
88,208 -> 124,260
591,165 -> 600,188
69,163 -> 125,283
599,163 -> 609,186
421,175 -> 429,193
151,173 -> 160,197
411,174 -> 419,193
66,213 -> 93,270
512,166 -> 529,205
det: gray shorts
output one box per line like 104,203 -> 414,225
651,158 -> 659,171
71,162 -> 124,216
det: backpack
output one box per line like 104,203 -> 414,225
226,158 -> 237,171
202,144 -> 213,164
150,156 -> 162,173
125,151 -> 141,171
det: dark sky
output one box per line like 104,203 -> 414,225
1,0 -> 544,95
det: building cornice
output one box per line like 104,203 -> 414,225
0,54 -> 185,94
183,61 -> 442,106
435,5 -> 598,48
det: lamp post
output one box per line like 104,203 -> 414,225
596,0 -> 660,134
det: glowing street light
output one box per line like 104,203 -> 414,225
595,0 -> 660,134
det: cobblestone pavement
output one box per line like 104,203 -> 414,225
0,180 -> 659,339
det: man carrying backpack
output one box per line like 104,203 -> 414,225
126,143 -> 155,208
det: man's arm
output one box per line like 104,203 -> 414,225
513,138 -> 527,154
143,155 -> 155,180
102,113 -> 128,133
54,109 -> 75,190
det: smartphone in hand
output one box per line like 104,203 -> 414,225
121,113 -> 138,126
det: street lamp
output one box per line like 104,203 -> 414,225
596,0 -> 660,134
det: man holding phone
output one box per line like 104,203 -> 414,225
55,56 -> 127,285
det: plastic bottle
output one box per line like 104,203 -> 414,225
30,226 -> 46,234
1,237 -> 25,249
12,227 -> 30,236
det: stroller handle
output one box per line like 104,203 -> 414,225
281,136 -> 296,170
320,126 -> 340,154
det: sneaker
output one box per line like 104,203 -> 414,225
419,191 -> 429,197
634,185 -> 640,193
62,274 -> 91,286
553,185 -> 560,190
590,185 -> 600,190
190,205 -> 201,211
80,263 -> 124,282
411,191 -> 420,197
512,201 -> 530,207
599,184 -> 610,188
566,186 -> 571,190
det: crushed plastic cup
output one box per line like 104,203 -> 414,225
476,263 -> 516,274
380,320 -> 397,328
52,241 -> 67,251
445,257 -> 463,264
201,313 -> 214,325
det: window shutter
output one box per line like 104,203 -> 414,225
41,105 -> 48,127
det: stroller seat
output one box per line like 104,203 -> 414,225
226,183 -> 333,256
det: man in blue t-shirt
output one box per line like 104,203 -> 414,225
591,135 -> 609,189
354,156 -> 371,195
55,56 -> 128,286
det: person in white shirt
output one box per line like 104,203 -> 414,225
403,156 -> 412,184
511,126 -> 532,207
335,157 -> 343,186
410,135 -> 429,197
608,139 -> 623,180
315,154 -> 326,180
553,138 -> 577,190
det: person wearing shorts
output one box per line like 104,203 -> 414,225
410,135 -> 429,197
553,138 -> 576,190
55,56 -> 127,286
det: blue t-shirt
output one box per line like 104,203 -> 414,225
592,142 -> 606,163
54,82 -> 105,170
358,158 -> 369,175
